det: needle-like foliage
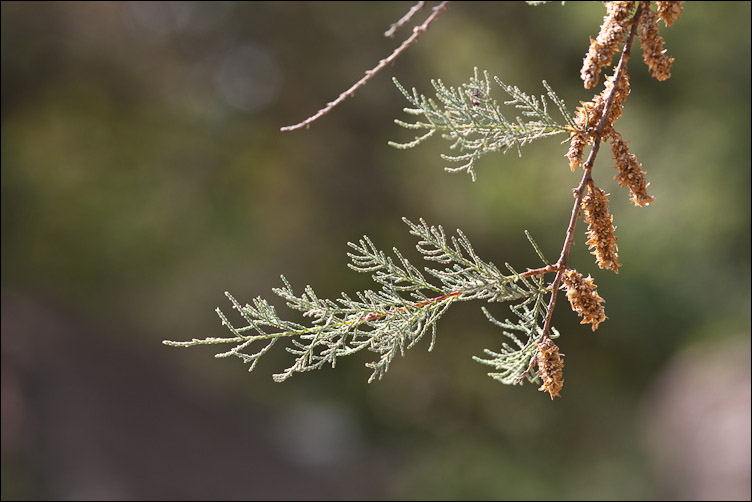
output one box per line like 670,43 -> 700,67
164,219 -> 553,385
474,284 -> 560,386
389,67 -> 575,180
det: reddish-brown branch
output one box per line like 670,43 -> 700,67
358,290 -> 461,322
281,1 -> 450,132
385,1 -> 427,38
521,264 -> 561,278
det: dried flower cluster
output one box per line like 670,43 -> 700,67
571,1 -> 683,172
610,131 -> 655,206
536,336 -> 565,399
581,1 -> 635,90
555,2 -> 682,397
655,0 -> 684,27
566,111 -> 594,171
561,269 -> 607,331
580,1 -> 683,89
638,4 -> 675,81
582,184 -> 621,272
567,70 -> 631,171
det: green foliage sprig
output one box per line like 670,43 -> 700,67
389,68 -> 576,180
165,218 -> 553,386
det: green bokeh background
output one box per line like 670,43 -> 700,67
2,2 -> 749,500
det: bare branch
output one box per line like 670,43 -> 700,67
280,1 -> 450,132
384,1 -> 426,38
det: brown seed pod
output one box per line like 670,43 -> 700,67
582,185 -> 621,273
561,269 -> 607,331
536,336 -> 565,399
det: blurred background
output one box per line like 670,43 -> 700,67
1,2 -> 749,500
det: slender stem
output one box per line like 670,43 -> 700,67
521,264 -> 560,278
164,290 -> 462,347
281,1 -> 450,132
385,1 -> 426,38
359,290 -> 461,322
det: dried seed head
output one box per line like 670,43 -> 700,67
638,5 -> 674,81
610,131 -> 655,206
581,1 -> 635,89
567,130 -> 587,171
567,99 -> 604,170
567,68 -> 631,172
583,185 -> 621,273
536,336 -> 565,399
601,69 -> 631,128
561,269 -> 607,331
655,1 -> 684,27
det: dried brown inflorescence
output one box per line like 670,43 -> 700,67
638,3 -> 674,81
601,69 -> 631,131
536,336 -> 565,399
566,99 -> 601,171
583,185 -> 621,273
581,1 -> 636,90
561,269 -> 607,331
569,1 -> 683,171
610,131 -> 655,206
655,1 -> 684,28
581,1 -> 682,88
566,130 -> 589,172
567,70 -> 631,171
